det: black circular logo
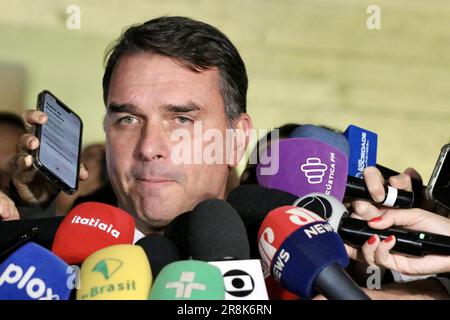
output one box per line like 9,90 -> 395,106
223,269 -> 255,297
297,195 -> 333,219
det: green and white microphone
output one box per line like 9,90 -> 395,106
148,260 -> 225,300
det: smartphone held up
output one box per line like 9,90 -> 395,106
32,90 -> 83,195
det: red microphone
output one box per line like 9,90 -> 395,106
51,202 -> 135,264
257,206 -> 323,300
257,205 -> 323,274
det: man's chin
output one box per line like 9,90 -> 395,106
136,199 -> 188,230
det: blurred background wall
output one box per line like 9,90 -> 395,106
0,0 -> 449,181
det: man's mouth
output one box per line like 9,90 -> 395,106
135,177 -> 175,183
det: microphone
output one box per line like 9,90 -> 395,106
166,199 -> 268,299
149,260 -> 225,300
227,185 -> 297,259
0,242 -> 71,300
290,124 -> 350,157
188,199 -> 250,261
256,138 -> 414,208
76,244 -> 152,300
288,125 -> 416,207
0,216 -> 64,251
51,202 -> 135,264
343,124 -> 377,178
344,124 -> 425,203
136,235 -> 180,278
296,193 -> 450,256
258,205 -> 370,300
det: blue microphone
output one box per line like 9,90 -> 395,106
290,124 -> 350,157
0,242 -> 72,300
277,222 -> 364,299
343,124 -> 378,179
343,124 -> 424,203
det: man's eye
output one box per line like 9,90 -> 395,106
118,116 -> 137,125
175,116 -> 192,124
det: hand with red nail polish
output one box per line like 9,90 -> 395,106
363,208 -> 450,275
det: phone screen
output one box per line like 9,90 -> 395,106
38,92 -> 81,191
433,149 -> 450,208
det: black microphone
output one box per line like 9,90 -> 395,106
164,199 -> 250,260
135,234 -> 180,278
0,216 -> 64,250
346,175 -> 414,209
188,199 -> 270,299
296,193 -> 450,256
228,185 -> 450,257
189,199 -> 250,261
227,185 -> 298,258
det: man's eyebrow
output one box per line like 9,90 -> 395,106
162,103 -> 201,113
106,103 -> 140,114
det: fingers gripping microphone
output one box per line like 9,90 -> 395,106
51,202 -> 135,264
296,193 -> 450,256
257,205 -> 369,300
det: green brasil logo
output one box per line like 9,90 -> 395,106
92,258 -> 123,280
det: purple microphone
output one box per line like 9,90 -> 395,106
256,138 -> 413,208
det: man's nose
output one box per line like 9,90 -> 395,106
135,121 -> 170,161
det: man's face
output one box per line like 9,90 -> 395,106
0,125 -> 24,195
105,53 -> 235,233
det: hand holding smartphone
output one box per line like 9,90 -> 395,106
33,90 -> 83,194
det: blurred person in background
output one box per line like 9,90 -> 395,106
0,112 -> 25,220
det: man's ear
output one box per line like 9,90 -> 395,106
228,113 -> 253,168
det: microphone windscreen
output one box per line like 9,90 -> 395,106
256,138 -> 348,201
0,216 -> 64,250
0,242 -> 71,300
290,124 -> 350,157
227,185 -> 298,259
164,212 -> 191,259
343,124 -> 377,178
294,193 -> 349,231
136,235 -> 180,278
76,244 -> 152,300
52,202 -> 135,264
257,204 -> 349,298
272,222 -> 349,298
149,260 -> 225,300
188,199 -> 250,261
257,205 -> 324,273
227,185 -> 298,228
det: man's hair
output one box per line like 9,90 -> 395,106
0,112 -> 26,131
102,16 -> 248,122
